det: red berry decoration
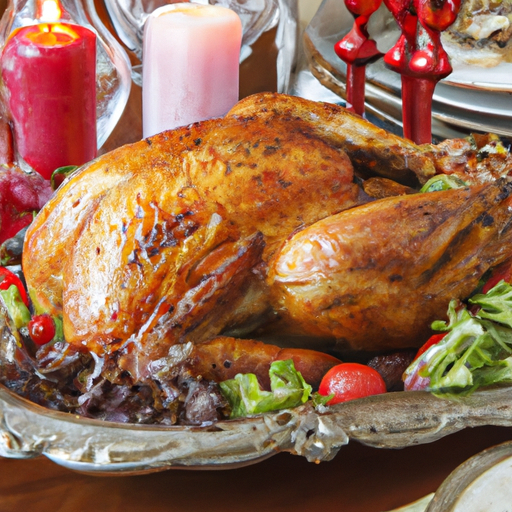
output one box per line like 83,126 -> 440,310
28,314 -> 56,346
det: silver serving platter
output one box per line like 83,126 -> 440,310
3,378 -> 512,474
2,269 -> 512,474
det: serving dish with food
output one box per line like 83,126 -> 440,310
2,92 -> 512,474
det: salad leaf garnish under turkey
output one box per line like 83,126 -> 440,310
219,359 -> 314,418
404,281 -> 512,395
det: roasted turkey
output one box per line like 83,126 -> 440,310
18,93 -> 512,421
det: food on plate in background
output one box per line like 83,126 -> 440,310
443,0 -> 512,66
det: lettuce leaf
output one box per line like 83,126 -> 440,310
404,281 -> 512,396
219,359 -> 313,418
469,281 -> 512,327
0,284 -> 31,330
419,174 -> 467,193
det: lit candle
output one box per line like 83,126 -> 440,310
142,3 -> 242,138
1,23 -> 97,180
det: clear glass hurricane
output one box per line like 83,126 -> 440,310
104,0 -> 298,92
0,0 -> 132,150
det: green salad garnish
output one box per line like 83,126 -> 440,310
404,280 -> 512,396
419,174 -> 467,193
219,359 -> 327,418
0,284 -> 31,330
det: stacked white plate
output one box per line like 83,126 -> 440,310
304,0 -> 512,142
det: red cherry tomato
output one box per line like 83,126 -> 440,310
414,332 -> 447,361
28,314 -> 56,346
318,363 -> 387,405
0,266 -> 29,306
482,261 -> 512,294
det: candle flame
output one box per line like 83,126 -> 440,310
40,0 -> 62,21
14,23 -> 81,46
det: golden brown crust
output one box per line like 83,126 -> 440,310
25,95 -> 364,360
229,93 -> 437,185
268,180 -> 512,352
23,93 -> 512,367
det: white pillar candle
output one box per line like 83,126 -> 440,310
142,3 -> 242,138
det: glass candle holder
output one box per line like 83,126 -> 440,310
0,0 -> 132,152
104,0 -> 298,93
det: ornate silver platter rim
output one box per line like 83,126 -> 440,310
3,379 -> 512,474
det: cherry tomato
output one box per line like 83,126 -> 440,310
0,266 -> 28,306
482,261 -> 512,294
414,332 -> 447,361
28,314 -> 56,346
318,363 -> 387,405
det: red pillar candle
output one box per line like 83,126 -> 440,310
1,23 -> 97,180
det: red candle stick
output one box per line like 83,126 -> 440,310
334,0 -> 382,116
383,0 -> 461,144
1,23 -> 97,180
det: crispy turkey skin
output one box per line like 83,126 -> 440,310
268,180 -> 512,351
21,93 -> 512,384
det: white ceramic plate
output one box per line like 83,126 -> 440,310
426,440 -> 512,511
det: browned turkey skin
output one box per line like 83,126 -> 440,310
267,181 -> 512,352
22,93 -> 512,391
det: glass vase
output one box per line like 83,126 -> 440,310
0,0 -> 132,150
104,0 -> 298,93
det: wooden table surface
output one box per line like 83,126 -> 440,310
1,425 -> 511,512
